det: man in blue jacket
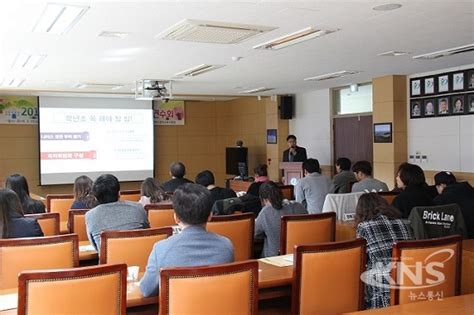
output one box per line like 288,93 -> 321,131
140,183 -> 234,297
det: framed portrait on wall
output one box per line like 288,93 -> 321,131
410,79 -> 422,96
468,94 -> 474,114
467,70 -> 474,90
266,129 -> 277,144
424,77 -> 435,94
437,96 -> 450,116
452,72 -> 465,91
451,95 -> 465,115
423,99 -> 435,117
410,100 -> 422,118
438,74 -> 449,93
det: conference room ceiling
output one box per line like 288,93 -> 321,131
0,0 -> 473,97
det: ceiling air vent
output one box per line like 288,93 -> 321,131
413,44 -> 474,60
157,19 -> 276,44
304,70 -> 360,81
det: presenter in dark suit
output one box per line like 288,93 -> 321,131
282,135 -> 307,162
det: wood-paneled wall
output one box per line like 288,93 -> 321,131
0,97 -> 267,196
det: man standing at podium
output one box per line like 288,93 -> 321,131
282,135 -> 307,162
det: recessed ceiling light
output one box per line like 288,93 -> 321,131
239,87 -> 274,94
98,31 -> 129,39
174,64 -> 224,78
32,3 -> 89,34
372,3 -> 402,11
304,70 -> 360,81
157,19 -> 276,44
12,53 -> 47,69
253,27 -> 338,50
413,44 -> 474,60
73,83 -> 125,90
2,78 -> 26,88
378,50 -> 411,57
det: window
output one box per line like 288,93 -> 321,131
333,83 -> 372,115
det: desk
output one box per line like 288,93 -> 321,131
462,239 -> 474,294
226,179 -> 253,192
344,293 -> 474,314
79,241 -> 98,261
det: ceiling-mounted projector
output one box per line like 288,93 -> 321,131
135,79 -> 172,100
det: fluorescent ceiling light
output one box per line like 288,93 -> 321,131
32,3 -> 89,34
378,50 -> 410,57
12,53 -> 47,69
73,83 -> 125,90
239,87 -> 274,94
253,27 -> 338,50
157,19 -> 276,44
2,78 -> 26,87
372,3 -> 402,11
304,70 -> 360,81
413,44 -> 474,60
98,31 -> 129,39
174,64 -> 224,77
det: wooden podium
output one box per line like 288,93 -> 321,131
280,162 -> 303,186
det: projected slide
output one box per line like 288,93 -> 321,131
39,97 -> 154,185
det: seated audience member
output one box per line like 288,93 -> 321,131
355,193 -> 412,309
255,181 -> 307,257
139,177 -> 169,207
71,175 -> 97,209
162,162 -> 193,193
392,163 -> 432,218
433,171 -> 474,238
351,161 -> 389,193
140,183 -> 234,297
85,174 -> 150,251
295,158 -> 333,213
332,157 -> 357,193
5,174 -> 45,214
0,189 -> 43,238
247,164 -> 269,197
195,170 -> 236,205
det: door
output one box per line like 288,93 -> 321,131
333,115 -> 373,166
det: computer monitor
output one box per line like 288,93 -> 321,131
226,147 -> 248,176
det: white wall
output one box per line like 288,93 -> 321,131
289,89 -> 332,166
408,64 -> 474,172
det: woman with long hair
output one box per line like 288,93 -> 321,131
0,189 -> 43,238
392,163 -> 433,218
139,177 -> 168,206
5,174 -> 45,214
355,193 -> 412,309
71,175 -> 98,209
254,181 -> 306,257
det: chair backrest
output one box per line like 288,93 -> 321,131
100,227 -> 173,270
408,204 -> 468,240
18,264 -> 127,315
145,204 -> 176,228
293,238 -> 367,314
281,212 -> 336,255
207,213 -> 255,261
119,189 -> 141,202
68,209 -> 90,241
0,234 -> 79,290
322,192 -> 365,220
378,191 -> 400,204
160,261 -> 258,315
46,194 -> 74,223
390,235 -> 462,305
25,212 -> 60,236
279,185 -> 294,200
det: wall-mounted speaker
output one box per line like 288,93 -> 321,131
280,95 -> 294,119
